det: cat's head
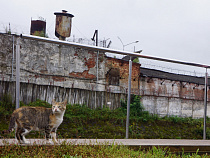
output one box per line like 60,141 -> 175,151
52,99 -> 67,114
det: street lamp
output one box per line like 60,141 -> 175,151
118,36 -> 139,50
117,37 -> 140,139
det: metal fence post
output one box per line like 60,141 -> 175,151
16,37 -> 20,109
203,68 -> 208,139
126,57 -> 132,139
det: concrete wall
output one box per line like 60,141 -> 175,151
106,57 -> 140,89
141,96 -> 210,118
6,34 -> 106,90
0,33 -> 209,118
139,76 -> 210,100
140,76 -> 210,118
0,81 -> 126,109
0,33 -> 128,108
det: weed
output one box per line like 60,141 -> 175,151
0,145 -> 209,157
0,97 -> 209,140
0,93 -> 15,112
120,94 -> 144,117
27,99 -> 51,108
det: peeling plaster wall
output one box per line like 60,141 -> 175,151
0,34 -> 13,81
141,96 -> 210,118
0,33 -> 209,117
140,76 -> 210,118
0,33 -> 126,108
0,34 -> 106,89
19,37 -> 106,90
106,57 -> 141,90
139,77 -> 208,99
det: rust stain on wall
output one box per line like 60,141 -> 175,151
106,57 -> 141,90
69,70 -> 95,79
74,52 -> 78,56
52,76 -> 65,82
85,57 -> 95,68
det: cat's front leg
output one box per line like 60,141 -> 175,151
45,139 -> 53,145
45,126 -> 53,145
45,135 -> 53,145
22,128 -> 31,144
16,126 -> 30,144
51,132 -> 59,144
22,135 -> 30,144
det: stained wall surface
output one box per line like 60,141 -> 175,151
0,33 -> 209,118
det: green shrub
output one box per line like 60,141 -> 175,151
0,93 -> 15,111
0,98 -> 209,140
27,99 -> 51,108
120,95 -> 144,117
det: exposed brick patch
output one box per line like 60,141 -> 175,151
106,57 -> 141,90
52,76 -> 65,82
85,57 -> 95,68
40,70 -> 48,74
88,50 -> 96,57
69,70 -> 96,79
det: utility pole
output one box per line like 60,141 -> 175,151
117,37 -> 139,139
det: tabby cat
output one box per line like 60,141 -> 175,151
4,100 -> 67,144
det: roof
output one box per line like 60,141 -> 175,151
122,56 -> 136,61
140,67 -> 209,85
106,55 -> 208,85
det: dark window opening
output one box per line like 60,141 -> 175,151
107,68 -> 120,86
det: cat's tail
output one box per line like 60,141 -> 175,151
2,114 -> 16,134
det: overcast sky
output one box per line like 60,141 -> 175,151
1,0 -> 210,75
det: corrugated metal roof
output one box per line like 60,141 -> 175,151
114,55 -> 208,85
140,67 -> 209,85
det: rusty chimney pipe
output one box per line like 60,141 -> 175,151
54,10 -> 74,40
30,19 -> 46,37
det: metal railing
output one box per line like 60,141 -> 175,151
16,34 -> 209,139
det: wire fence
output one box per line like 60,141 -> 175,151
0,21 -> 110,47
0,22 -> 29,35
140,60 -> 205,77
0,21 -> 205,77
0,31 -> 209,121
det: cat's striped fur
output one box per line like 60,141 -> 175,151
4,100 -> 67,144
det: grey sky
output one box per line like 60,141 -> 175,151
1,0 -> 210,74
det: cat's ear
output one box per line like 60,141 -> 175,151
52,99 -> 56,105
63,99 -> 67,106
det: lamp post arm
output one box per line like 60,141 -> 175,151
124,41 -> 139,47
117,36 -> 124,50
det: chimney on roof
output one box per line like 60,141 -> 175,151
54,10 -> 74,40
